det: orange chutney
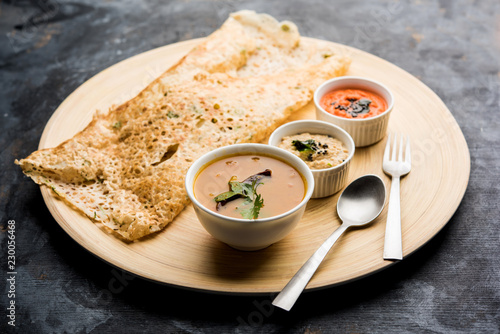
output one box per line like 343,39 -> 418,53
320,88 -> 388,119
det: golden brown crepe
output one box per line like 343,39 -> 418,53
16,10 -> 350,240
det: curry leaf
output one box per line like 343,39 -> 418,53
292,139 -> 320,161
213,191 -> 239,203
292,139 -> 317,153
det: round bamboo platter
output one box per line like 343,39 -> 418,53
39,38 -> 470,294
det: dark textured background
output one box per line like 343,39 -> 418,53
1,0 -> 499,333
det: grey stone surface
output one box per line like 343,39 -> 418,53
1,0 -> 499,333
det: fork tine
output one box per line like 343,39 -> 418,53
384,133 -> 391,160
405,135 -> 411,164
391,133 -> 397,161
398,134 -> 404,162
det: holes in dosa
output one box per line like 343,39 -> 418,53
152,144 -> 179,166
196,118 -> 206,128
119,132 -> 132,142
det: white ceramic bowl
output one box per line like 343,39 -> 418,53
314,76 -> 394,147
185,143 -> 314,251
269,120 -> 355,198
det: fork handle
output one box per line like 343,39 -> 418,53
383,176 -> 403,260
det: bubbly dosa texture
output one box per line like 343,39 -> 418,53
16,10 -> 351,240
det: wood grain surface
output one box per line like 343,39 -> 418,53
38,38 -> 470,294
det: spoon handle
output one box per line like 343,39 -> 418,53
272,223 -> 349,311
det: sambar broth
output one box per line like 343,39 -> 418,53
194,154 -> 305,219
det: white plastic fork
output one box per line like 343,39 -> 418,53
382,133 -> 411,260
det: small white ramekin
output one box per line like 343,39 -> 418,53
269,120 -> 355,198
185,143 -> 314,251
314,76 -> 394,147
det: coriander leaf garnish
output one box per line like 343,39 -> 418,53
240,191 -> 264,219
214,170 -> 271,219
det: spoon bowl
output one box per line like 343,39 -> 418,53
337,175 -> 386,226
273,174 -> 386,311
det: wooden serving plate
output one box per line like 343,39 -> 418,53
39,38 -> 470,293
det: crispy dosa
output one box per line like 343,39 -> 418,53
16,10 -> 350,240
